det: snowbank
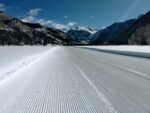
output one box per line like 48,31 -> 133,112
81,46 -> 150,53
79,46 -> 150,58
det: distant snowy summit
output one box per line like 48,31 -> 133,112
59,25 -> 97,34
58,25 -> 98,44
67,26 -> 98,44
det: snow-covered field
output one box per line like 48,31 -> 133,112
0,46 -> 53,66
81,46 -> 150,53
0,46 -> 54,83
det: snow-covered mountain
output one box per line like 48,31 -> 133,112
68,26 -> 98,34
59,25 -> 97,34
65,26 -> 98,44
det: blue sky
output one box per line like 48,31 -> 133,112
0,0 -> 150,29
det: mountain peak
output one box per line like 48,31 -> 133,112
60,25 -> 98,34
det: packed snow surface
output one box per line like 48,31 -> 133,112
0,46 -> 150,113
0,46 -> 53,66
0,46 -> 53,83
82,46 -> 150,53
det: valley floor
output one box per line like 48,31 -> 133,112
0,46 -> 150,113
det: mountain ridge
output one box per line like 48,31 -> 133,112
0,12 -> 73,45
109,11 -> 150,45
0,10 -> 150,45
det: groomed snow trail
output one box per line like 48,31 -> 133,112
0,46 -> 150,113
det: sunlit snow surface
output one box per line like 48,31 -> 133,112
0,46 -> 150,113
0,46 -> 54,83
0,45 -> 149,83
81,46 -> 150,53
0,46 -> 119,113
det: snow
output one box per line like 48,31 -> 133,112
75,64 -> 118,113
0,46 -> 150,112
60,25 -> 98,34
81,46 -> 150,53
0,46 -> 52,67
73,26 -> 98,34
0,46 -> 54,83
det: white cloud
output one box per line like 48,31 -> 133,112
38,20 -> 77,31
0,3 -> 5,11
22,8 -> 42,23
67,22 -> 76,27
21,9 -> 79,31
37,19 -> 68,30
23,16 -> 68,30
28,8 -> 42,16
46,20 -> 53,24
22,8 -> 56,27
40,21 -> 78,31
